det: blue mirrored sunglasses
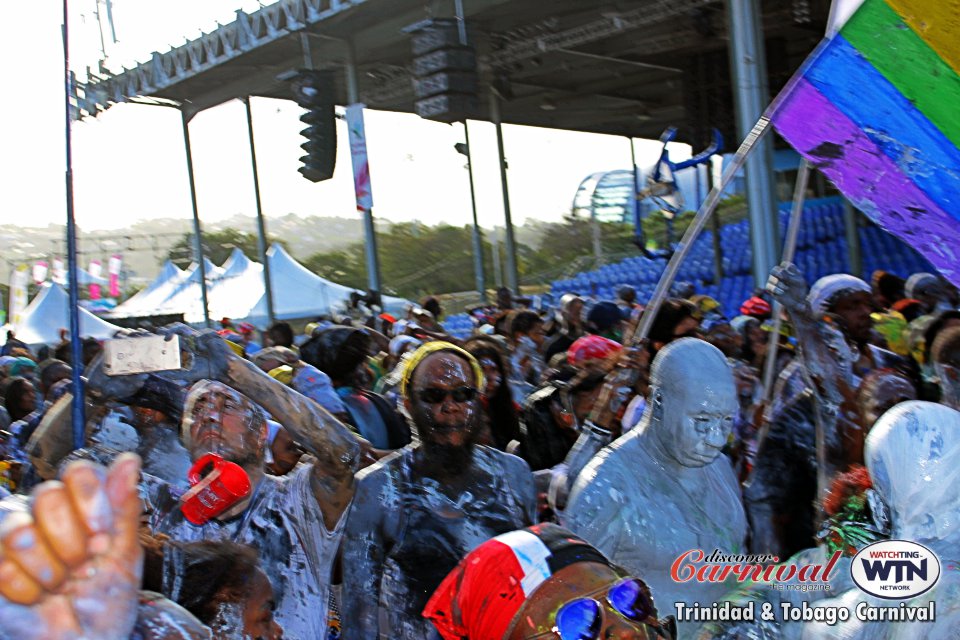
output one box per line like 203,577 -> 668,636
552,578 -> 671,640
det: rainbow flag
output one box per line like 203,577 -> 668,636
770,0 -> 960,286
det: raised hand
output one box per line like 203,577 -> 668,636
766,262 -> 809,313
0,454 -> 143,640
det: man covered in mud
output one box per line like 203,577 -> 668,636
91,326 -> 372,639
341,341 -> 537,639
563,338 -> 746,630
746,265 -> 909,557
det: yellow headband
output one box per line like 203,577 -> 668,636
400,341 -> 485,397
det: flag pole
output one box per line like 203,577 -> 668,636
761,159 -> 811,401
633,115 -> 773,344
62,0 -> 86,450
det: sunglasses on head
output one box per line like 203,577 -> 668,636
551,578 -> 674,640
417,386 -> 479,404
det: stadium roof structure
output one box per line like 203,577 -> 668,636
74,0 -> 832,143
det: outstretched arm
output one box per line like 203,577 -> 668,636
766,262 -> 855,404
220,353 -> 372,528
0,455 -> 143,640
89,326 -> 372,531
767,262 -> 856,499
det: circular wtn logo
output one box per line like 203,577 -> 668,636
850,540 -> 941,600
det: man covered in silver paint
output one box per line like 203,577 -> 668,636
341,341 -> 537,639
563,338 -> 746,633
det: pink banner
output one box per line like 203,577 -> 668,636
89,260 -> 102,300
108,254 -> 122,297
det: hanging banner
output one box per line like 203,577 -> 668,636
52,258 -> 66,285
32,261 -> 49,285
89,260 -> 102,300
108,254 -> 122,297
346,104 -> 374,212
9,265 -> 29,328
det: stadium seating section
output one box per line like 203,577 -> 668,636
442,197 -> 934,339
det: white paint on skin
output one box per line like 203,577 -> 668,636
563,339 -> 746,631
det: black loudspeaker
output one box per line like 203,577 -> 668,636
411,19 -> 481,123
291,69 -> 337,182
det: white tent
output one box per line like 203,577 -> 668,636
14,283 -> 123,346
110,247 -> 409,327
153,257 -> 223,318
110,260 -> 185,319
241,245 -> 409,327
192,249 -> 265,324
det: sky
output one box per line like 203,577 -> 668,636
2,1 -> 690,235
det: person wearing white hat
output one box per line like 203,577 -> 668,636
744,263 -> 911,560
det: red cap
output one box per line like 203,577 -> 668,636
740,296 -> 772,319
567,335 -> 623,367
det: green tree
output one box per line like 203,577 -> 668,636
167,229 -> 273,269
302,223 -> 500,299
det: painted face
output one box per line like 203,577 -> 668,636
182,381 -> 266,465
506,563 -> 672,640
267,427 -> 303,476
654,376 -> 737,468
479,356 -> 502,396
857,371 -> 918,428
407,352 -> 480,448
830,291 -> 875,343
208,569 -> 283,640
240,569 -> 283,640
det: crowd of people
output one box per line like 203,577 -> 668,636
0,261 -> 958,639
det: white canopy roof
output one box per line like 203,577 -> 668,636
109,247 -> 409,327
110,260 -> 185,319
14,283 -> 123,346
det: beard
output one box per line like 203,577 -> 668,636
409,401 -> 481,475
420,434 -> 477,472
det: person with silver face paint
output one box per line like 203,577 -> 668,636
99,326 -> 373,640
341,341 -> 537,640
563,338 -> 746,634
800,401 -> 960,640
745,264 -> 910,559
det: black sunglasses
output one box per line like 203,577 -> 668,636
418,386 -> 479,404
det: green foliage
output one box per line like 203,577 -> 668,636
167,229 -> 272,269
302,223 -> 496,299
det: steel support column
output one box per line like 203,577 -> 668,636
244,97 -> 276,326
489,93 -> 520,293
180,111 -> 211,327
727,0 -> 779,287
62,0 -> 85,448
463,123 -> 487,302
345,41 -> 382,294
